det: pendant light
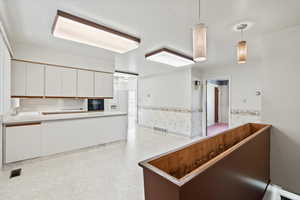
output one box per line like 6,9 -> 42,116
193,0 -> 207,62
237,24 -> 248,64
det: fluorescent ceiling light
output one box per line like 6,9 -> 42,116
52,10 -> 140,53
145,48 -> 194,67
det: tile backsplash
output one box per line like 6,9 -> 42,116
13,98 -> 87,112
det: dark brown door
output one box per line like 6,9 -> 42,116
214,87 -> 219,123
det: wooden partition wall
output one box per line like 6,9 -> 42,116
139,123 -> 271,200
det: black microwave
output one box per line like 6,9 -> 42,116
88,99 -> 104,111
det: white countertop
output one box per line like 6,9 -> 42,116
3,111 -> 127,124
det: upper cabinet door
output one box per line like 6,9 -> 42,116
61,68 -> 77,97
94,72 -> 113,98
45,66 -> 61,97
26,63 -> 44,96
77,70 -> 94,97
11,61 -> 26,96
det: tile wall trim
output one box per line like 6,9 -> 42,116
138,106 -> 202,113
230,109 -> 261,116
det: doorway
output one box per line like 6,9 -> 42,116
112,71 -> 138,133
206,79 -> 230,136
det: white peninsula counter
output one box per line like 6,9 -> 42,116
2,111 -> 128,163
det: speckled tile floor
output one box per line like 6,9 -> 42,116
0,127 -> 193,200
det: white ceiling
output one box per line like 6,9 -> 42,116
1,0 -> 300,74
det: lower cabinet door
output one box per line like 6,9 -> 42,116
41,116 -> 128,156
5,123 -> 42,163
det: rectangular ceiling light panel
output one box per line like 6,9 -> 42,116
52,10 -> 140,53
145,48 -> 194,67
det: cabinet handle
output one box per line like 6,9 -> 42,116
5,122 -> 41,127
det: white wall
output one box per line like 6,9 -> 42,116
196,25 -> 300,193
219,85 -> 229,123
0,22 -> 11,114
139,68 -> 192,109
191,68 -> 203,137
207,83 -> 216,126
196,63 -> 262,128
17,99 -> 86,112
12,42 -> 115,73
138,68 -> 194,136
261,25 -> 300,193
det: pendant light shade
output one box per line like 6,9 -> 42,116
193,23 -> 207,62
236,23 -> 248,64
237,40 -> 247,64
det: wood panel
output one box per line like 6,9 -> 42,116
5,122 -> 41,127
140,123 -> 271,200
149,124 -> 255,179
180,129 -> 270,200
143,169 -> 180,200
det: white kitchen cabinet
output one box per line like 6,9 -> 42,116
77,70 -> 94,97
5,123 -> 42,163
41,115 -> 127,156
45,66 -> 77,97
11,61 -> 26,96
61,68 -> 77,97
26,63 -> 44,96
41,118 -> 94,155
94,72 -> 113,98
11,60 -> 114,98
45,66 -> 61,96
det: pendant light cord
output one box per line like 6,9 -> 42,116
198,0 -> 201,23
241,29 -> 244,41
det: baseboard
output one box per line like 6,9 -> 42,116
138,124 -> 191,138
279,188 -> 300,200
263,184 -> 300,200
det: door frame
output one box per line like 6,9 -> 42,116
214,87 -> 219,123
202,76 -> 231,137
